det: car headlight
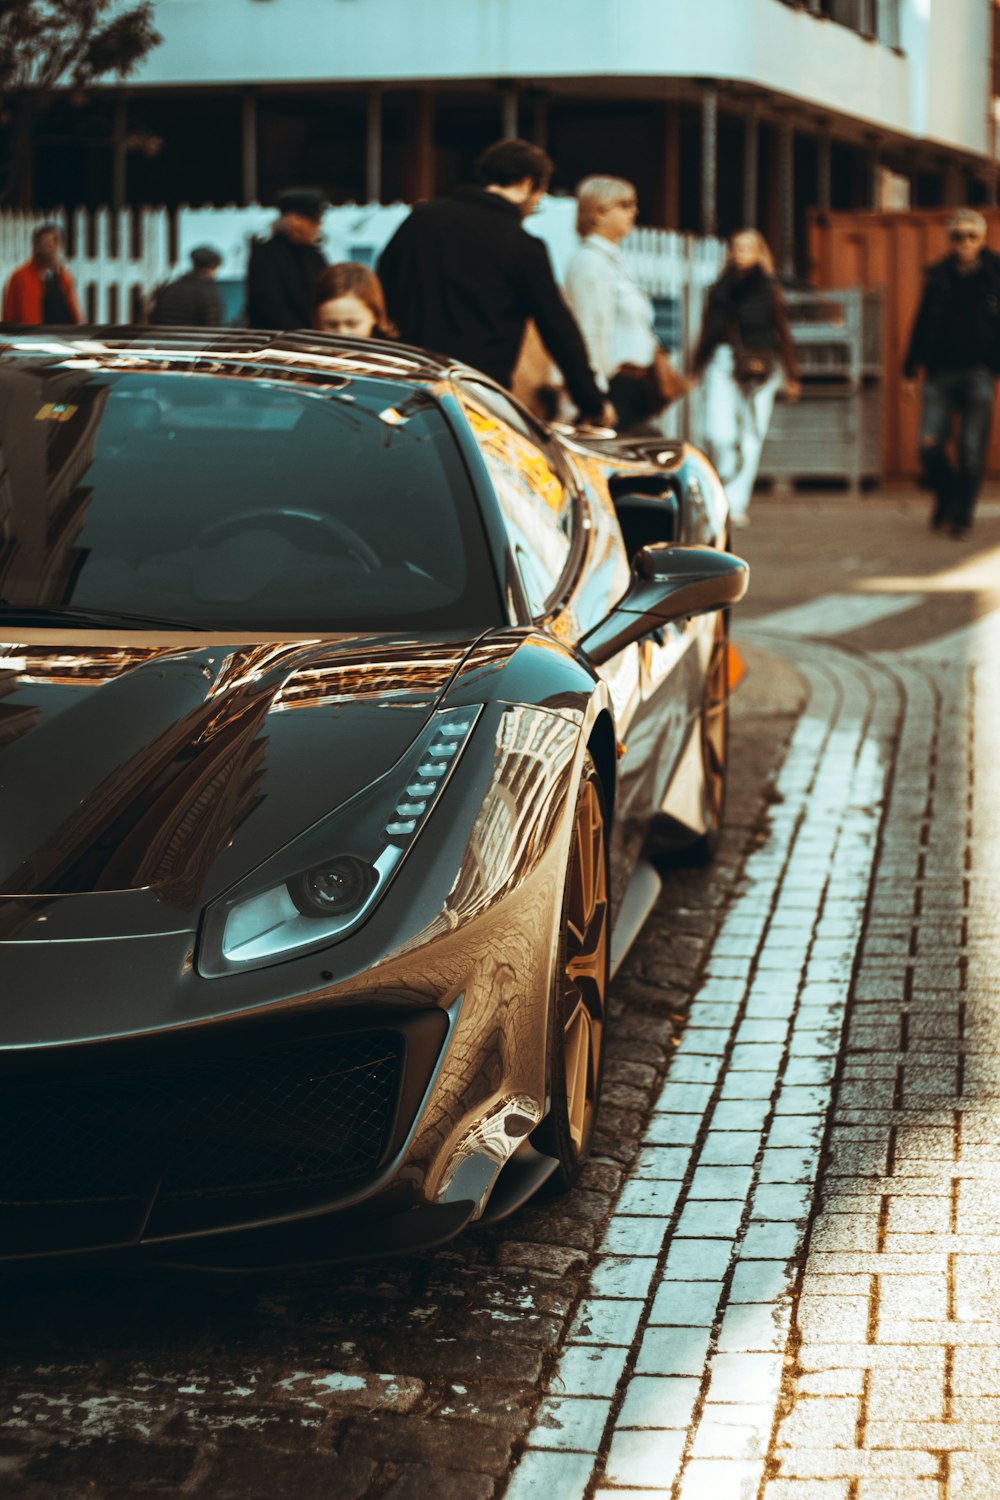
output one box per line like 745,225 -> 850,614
199,705 -> 481,976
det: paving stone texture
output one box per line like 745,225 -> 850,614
3,495 -> 999,1499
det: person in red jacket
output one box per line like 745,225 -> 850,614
3,223 -> 82,326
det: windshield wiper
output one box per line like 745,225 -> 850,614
0,602 -> 207,631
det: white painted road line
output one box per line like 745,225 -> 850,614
881,601 -> 1000,665
751,592 -> 925,639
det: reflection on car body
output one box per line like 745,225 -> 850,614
0,328 -> 746,1267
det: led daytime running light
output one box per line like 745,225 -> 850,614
385,711 -> 477,840
201,705 -> 481,975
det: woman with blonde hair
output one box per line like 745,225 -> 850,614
311,262 -> 397,338
691,228 -> 800,526
564,175 -> 686,433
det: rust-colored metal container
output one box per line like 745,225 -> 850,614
807,209 -> 1000,480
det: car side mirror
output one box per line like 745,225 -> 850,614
580,544 -> 749,667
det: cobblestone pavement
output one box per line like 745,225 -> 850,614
3,495 -> 999,1500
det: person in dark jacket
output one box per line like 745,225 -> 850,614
150,246 -> 223,326
903,209 -> 1000,538
377,139 -> 610,424
246,187 -> 328,331
690,229 -> 800,527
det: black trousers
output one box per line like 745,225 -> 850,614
919,366 -> 996,528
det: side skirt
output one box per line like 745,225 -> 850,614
652,712 -> 707,846
609,856 -> 663,979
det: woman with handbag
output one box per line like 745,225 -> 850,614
691,229 -> 801,526
564,176 -> 689,435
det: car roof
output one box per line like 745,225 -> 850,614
0,326 -> 457,386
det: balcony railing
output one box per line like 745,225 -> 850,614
779,0 -> 901,49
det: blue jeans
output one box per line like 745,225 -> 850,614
920,366 -> 995,527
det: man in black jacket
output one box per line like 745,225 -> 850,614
246,188 -> 328,331
377,140 -> 610,425
150,246 -> 223,326
903,208 -> 1000,537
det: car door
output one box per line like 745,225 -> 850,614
638,454 -> 730,822
455,381 -> 668,906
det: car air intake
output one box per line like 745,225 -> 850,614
0,1031 -> 403,1211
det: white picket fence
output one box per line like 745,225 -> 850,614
0,201 -> 724,438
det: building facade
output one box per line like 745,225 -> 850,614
29,0 -> 1000,268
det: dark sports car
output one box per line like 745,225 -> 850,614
0,328 -> 746,1267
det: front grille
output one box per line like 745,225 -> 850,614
0,1032 -> 403,1209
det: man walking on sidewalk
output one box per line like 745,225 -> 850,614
377,139 -> 611,426
903,207 -> 1000,539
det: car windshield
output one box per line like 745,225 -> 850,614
0,364 -> 502,633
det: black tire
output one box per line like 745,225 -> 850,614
533,752 -> 610,1192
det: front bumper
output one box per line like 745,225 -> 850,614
0,1002 -> 459,1265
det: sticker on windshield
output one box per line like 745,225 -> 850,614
34,403 -> 78,423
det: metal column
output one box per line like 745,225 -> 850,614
943,159 -> 965,207
501,86 -> 519,141
112,96 -> 127,212
241,90 -> 258,205
701,86 -> 718,239
868,137 -> 882,211
817,124 -> 832,214
778,116 -> 795,277
529,91 -> 548,152
743,104 -> 759,229
404,89 -> 436,202
658,100 -> 681,229
366,90 -> 383,204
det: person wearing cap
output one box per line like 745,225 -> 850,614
245,187 -> 329,331
377,140 -> 611,425
149,246 -> 224,327
903,207 -> 1000,539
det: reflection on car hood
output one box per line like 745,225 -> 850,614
0,631 -> 480,909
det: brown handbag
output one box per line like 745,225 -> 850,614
616,349 -> 692,413
731,323 -> 777,392
733,346 -> 777,391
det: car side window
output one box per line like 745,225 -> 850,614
459,384 -> 576,618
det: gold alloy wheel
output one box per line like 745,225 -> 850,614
701,612 -> 730,831
560,776 -> 609,1157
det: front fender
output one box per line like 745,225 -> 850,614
445,629 -> 613,733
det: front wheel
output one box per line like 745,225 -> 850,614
533,753 -> 610,1191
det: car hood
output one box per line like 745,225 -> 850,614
0,631 -> 481,913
